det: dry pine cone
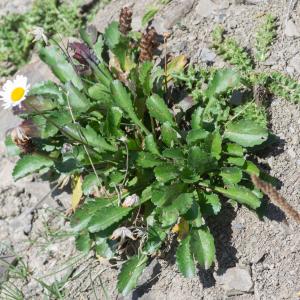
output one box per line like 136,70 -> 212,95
119,6 -> 133,35
139,26 -> 159,62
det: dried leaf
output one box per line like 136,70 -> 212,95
72,175 -> 83,211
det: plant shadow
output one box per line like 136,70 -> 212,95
207,203 -> 238,279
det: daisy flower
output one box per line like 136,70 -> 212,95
29,26 -> 48,44
0,75 -> 30,109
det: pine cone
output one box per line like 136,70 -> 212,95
251,175 -> 300,224
139,26 -> 158,62
119,6 -> 133,35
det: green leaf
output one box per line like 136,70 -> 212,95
225,143 -> 244,157
220,167 -> 243,184
151,183 -> 186,207
199,192 -> 221,216
32,112 -> 71,139
206,69 -> 240,99
29,81 -> 64,105
117,254 -> 148,296
187,147 -> 216,176
165,193 -> 194,215
142,7 -> 159,27
88,83 -> 112,105
75,232 -> 91,253
154,164 -> 179,183
160,193 -> 194,226
70,199 -> 112,232
111,80 -> 149,134
186,129 -> 209,144
39,45 -> 83,90
5,136 -> 20,156
243,160 -> 260,176
161,122 -> 180,147
95,238 -> 115,259
162,148 -> 185,160
176,235 -> 196,278
143,226 -> 167,254
63,124 -> 116,152
226,156 -> 245,167
104,106 -> 123,137
184,201 -> 203,227
191,227 -> 215,270
13,154 -> 54,180
25,96 -> 57,112
65,82 -> 91,113
224,120 -> 268,147
137,152 -> 162,168
145,134 -> 160,155
88,206 -> 131,233
211,132 -> 222,160
139,61 -> 154,96
82,174 -> 101,195
146,94 -> 175,125
216,186 -> 261,209
191,107 -> 204,129
104,21 -> 120,49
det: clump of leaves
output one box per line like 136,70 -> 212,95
212,25 -> 253,73
211,17 -> 300,104
255,14 -> 277,62
7,8 -> 285,297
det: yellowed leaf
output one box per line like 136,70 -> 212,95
71,175 -> 83,211
171,218 -> 190,241
166,55 -> 188,82
124,55 -> 136,73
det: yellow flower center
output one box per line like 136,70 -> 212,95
11,87 -> 25,102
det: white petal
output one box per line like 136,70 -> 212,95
2,80 -> 13,91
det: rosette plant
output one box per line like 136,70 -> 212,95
6,8 -> 278,296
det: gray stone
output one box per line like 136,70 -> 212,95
214,266 -> 253,292
17,54 -> 57,86
0,0 -> 33,16
152,0 -> 194,34
92,0 -> 157,33
199,48 -> 217,62
285,20 -> 300,38
0,254 -> 17,283
195,0 -> 217,17
230,90 -> 244,105
289,54 -> 300,74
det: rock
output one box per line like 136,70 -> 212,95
92,0 -> 156,33
93,0 -> 194,35
230,90 -> 244,105
214,266 -> 253,292
289,54 -> 300,74
0,159 -> 15,187
199,47 -> 217,63
286,66 -> 295,76
17,54 -> 57,86
285,20 -> 300,38
0,0 -> 33,16
153,0 -> 194,33
0,254 -> 17,283
195,0 -> 217,17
